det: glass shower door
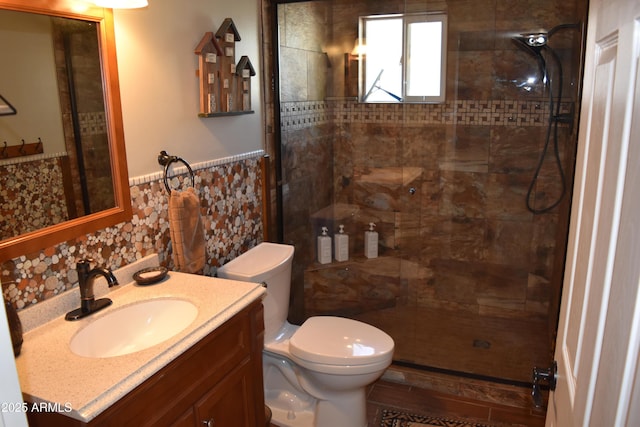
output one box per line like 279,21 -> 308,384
274,0 -> 585,384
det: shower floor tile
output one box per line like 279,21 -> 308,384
352,305 -> 551,383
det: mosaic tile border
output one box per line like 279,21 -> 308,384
280,99 -> 572,131
279,101 -> 332,131
0,151 -> 68,167
129,149 -> 266,186
78,111 -> 107,136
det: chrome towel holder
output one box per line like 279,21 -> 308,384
157,150 -> 195,193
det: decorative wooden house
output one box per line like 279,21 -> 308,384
215,18 -> 241,113
235,56 -> 255,111
194,32 -> 223,115
195,18 -> 254,117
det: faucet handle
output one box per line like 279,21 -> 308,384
76,258 -> 95,275
77,258 -> 94,267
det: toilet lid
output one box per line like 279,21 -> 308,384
289,316 -> 394,366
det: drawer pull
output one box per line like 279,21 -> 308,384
202,418 -> 215,427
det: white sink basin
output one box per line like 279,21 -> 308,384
70,299 -> 198,358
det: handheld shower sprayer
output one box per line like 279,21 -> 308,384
512,23 -> 581,214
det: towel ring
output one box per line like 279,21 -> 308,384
158,150 -> 195,193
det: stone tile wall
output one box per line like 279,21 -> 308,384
292,102 -> 571,321
276,0 -> 585,324
2,151 -> 265,310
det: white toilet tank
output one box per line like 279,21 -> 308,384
217,242 -> 295,342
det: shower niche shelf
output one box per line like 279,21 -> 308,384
195,18 -> 255,117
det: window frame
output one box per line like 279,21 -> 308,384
358,12 -> 448,104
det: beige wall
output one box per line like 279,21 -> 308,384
0,11 -> 65,153
113,0 -> 263,178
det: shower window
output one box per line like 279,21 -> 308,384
359,12 -> 447,103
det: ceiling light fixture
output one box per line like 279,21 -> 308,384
91,0 -> 148,9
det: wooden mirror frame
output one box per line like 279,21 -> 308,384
0,0 -> 132,260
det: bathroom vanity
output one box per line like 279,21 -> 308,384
14,258 -> 266,427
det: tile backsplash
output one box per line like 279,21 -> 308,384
0,153 -> 70,239
2,150 -> 265,310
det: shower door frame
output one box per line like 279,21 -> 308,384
266,0 -> 586,385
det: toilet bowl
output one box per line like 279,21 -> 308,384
217,242 -> 394,427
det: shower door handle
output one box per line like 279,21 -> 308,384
532,361 -> 557,408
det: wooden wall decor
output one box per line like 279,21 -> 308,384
195,18 -> 255,117
1,138 -> 44,160
194,32 -> 223,115
236,56 -> 255,112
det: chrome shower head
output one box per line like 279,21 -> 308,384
523,33 -> 548,47
516,23 -> 580,48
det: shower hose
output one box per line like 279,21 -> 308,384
525,46 -> 567,214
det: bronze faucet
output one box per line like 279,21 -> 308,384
65,259 -> 119,321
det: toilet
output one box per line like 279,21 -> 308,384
217,242 -> 394,427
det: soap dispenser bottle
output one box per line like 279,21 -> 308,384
317,226 -> 332,264
364,222 -> 379,259
334,224 -> 349,262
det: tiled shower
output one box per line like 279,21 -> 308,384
273,0 -> 587,383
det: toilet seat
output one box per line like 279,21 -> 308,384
289,316 -> 394,368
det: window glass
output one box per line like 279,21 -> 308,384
406,19 -> 443,98
359,13 -> 447,103
361,17 -> 403,102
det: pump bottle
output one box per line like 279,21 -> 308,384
334,224 -> 349,262
364,222 -> 378,258
317,226 -> 332,264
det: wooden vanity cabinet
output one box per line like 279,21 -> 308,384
191,359 -> 255,426
26,301 -> 266,427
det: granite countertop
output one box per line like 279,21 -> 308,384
15,255 -> 265,423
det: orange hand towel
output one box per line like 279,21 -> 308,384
168,187 -> 206,273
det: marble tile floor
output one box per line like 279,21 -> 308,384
268,371 -> 547,427
365,376 -> 547,427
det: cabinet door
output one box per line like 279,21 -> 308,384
169,408 -> 195,427
195,360 -> 256,427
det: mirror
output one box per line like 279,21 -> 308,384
0,0 -> 131,260
0,10 -> 113,237
0,93 -> 16,115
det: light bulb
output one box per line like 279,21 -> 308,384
92,0 -> 148,9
